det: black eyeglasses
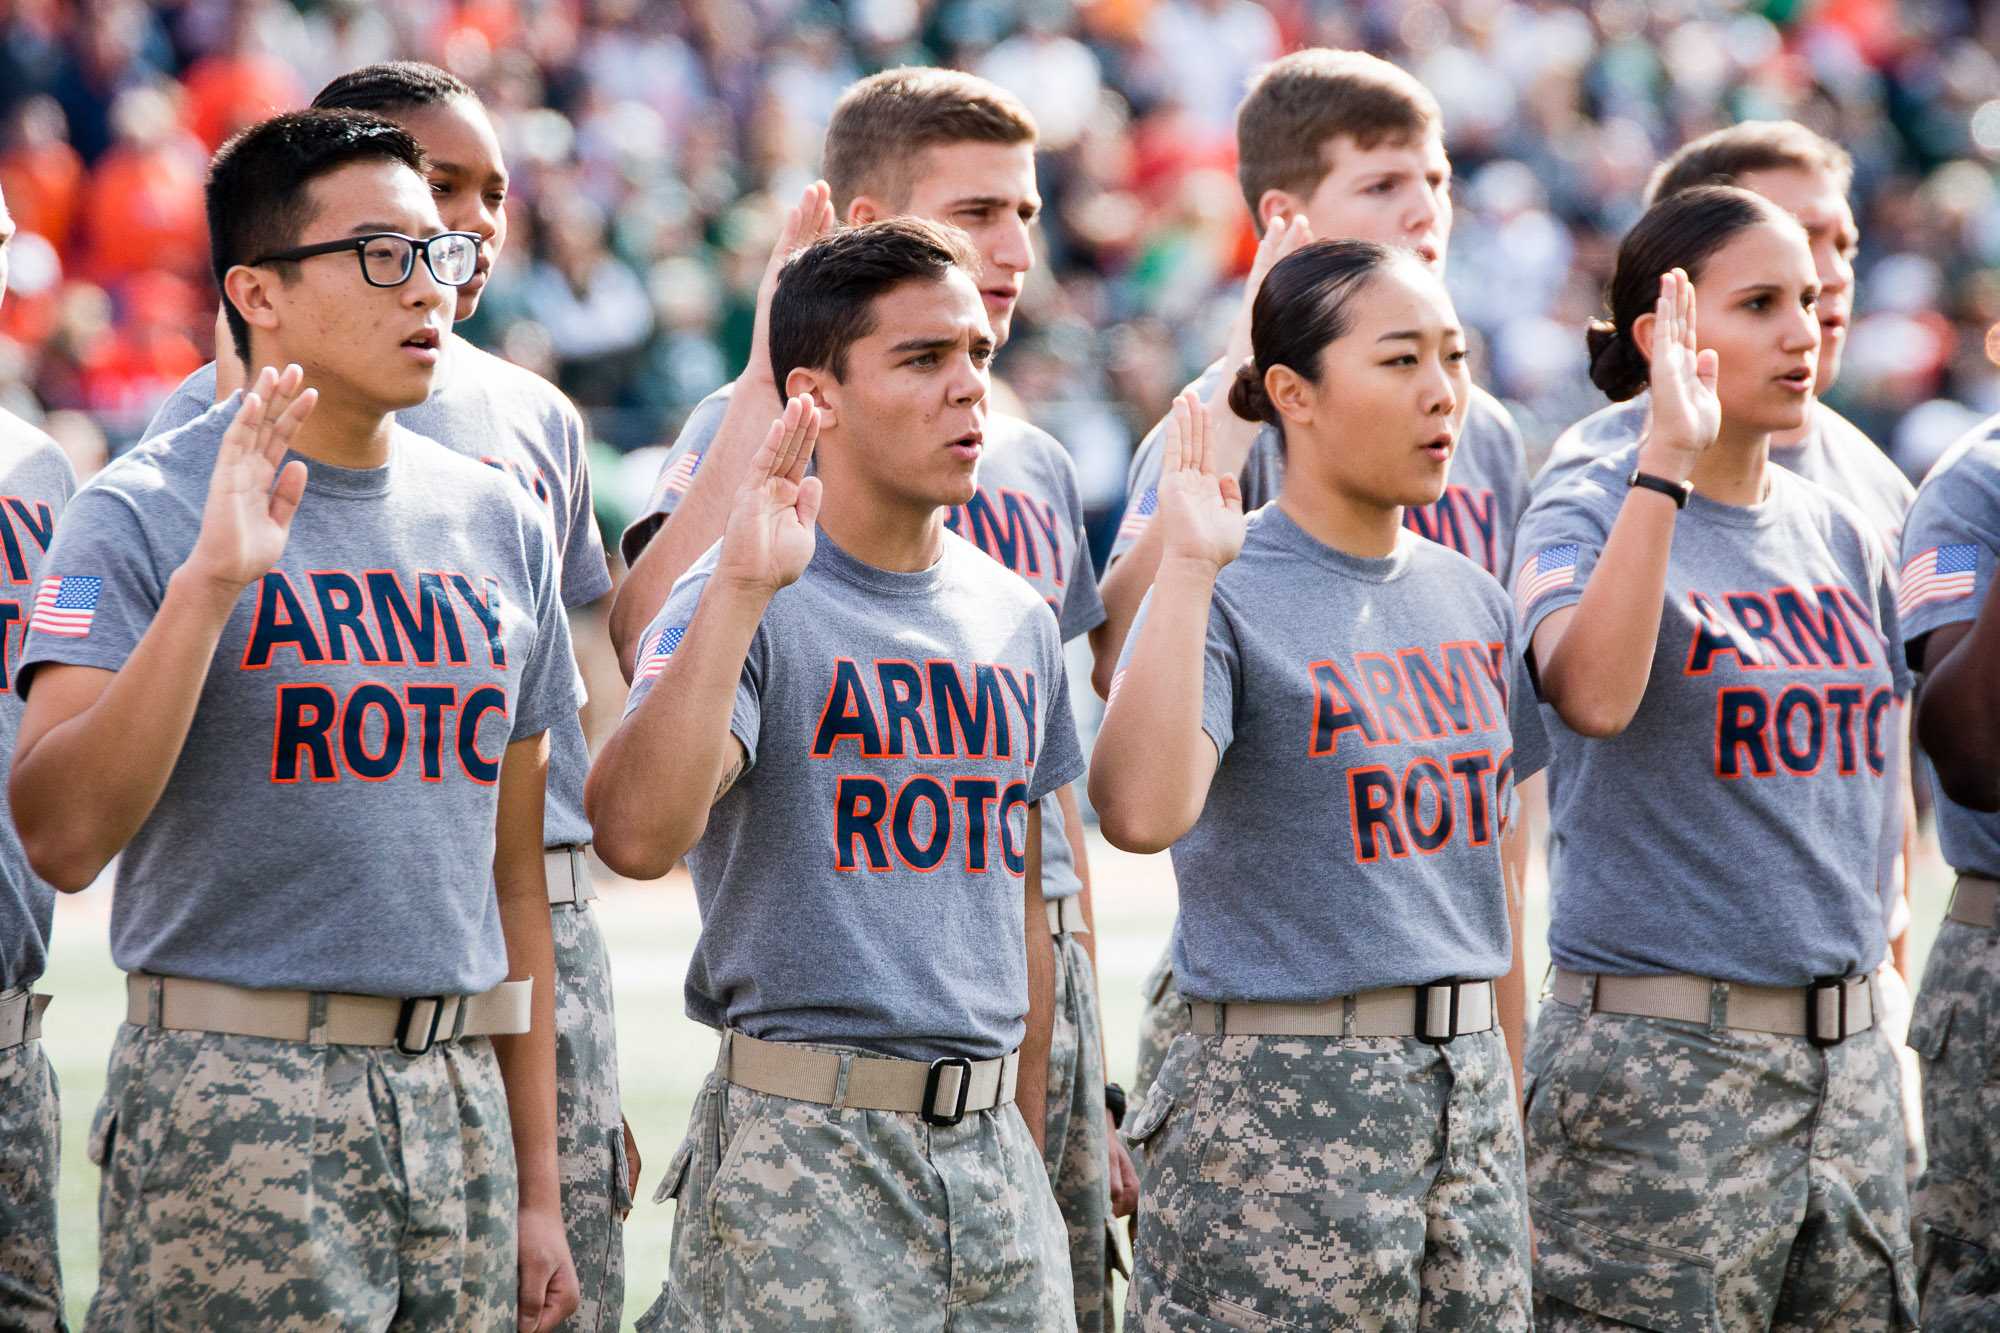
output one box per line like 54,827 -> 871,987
250,231 -> 482,289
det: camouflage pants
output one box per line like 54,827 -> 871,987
553,898 -> 627,1331
1121,1027 -> 1530,1330
1909,919 -> 2000,1328
85,1023 -> 517,1332
1130,941 -> 1186,1181
1526,989 -> 1919,1331
0,1034 -> 62,1331
1047,928 -> 1116,1332
639,1041 -> 1075,1331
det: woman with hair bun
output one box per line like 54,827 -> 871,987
1514,186 -> 1918,1328
1093,238 -> 1541,1328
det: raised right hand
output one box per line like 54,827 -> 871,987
1221,215 -> 1313,372
1639,268 -> 1719,478
1155,388 -> 1246,574
713,395 -> 824,595
183,364 -> 314,594
744,182 -> 837,389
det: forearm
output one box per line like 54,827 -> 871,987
588,578 -> 768,876
1498,812 -> 1530,1105
611,378 -> 784,676
1058,782 -> 1095,967
12,569 -> 241,889
1537,488 -> 1680,737
1017,805 -> 1054,1152
1091,519 -> 1170,699
492,844 -> 560,1215
1089,560 -> 1219,852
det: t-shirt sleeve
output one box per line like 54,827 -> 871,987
1109,584 -> 1240,760
556,398 -> 613,609
138,365 -> 219,443
1509,478 -> 1617,665
1027,627 -> 1086,804
621,565 -> 764,769
1506,641 -> 1550,782
1895,462 -> 1996,671
509,524 -> 587,741
1485,398 -> 1532,576
617,390 -> 730,567
17,485 -> 166,691
1107,423 -> 1165,564
1048,452 -> 1106,641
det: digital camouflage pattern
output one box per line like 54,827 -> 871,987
85,1024 -> 517,1331
552,899 -> 627,1331
0,1036 -> 62,1332
1909,919 -> 2000,1329
1121,1028 -> 1529,1331
1046,930 -> 1115,1332
1128,943 -> 1185,1179
1526,991 -> 1918,1331
640,1056 -> 1075,1331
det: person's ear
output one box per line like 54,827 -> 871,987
223,264 -> 282,346
1256,190 -> 1301,237
1266,363 -> 1314,425
784,366 -> 837,430
845,195 -> 885,227
1630,311 -> 1656,366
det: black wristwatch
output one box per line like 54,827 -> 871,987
1627,469 -> 1692,509
1104,1082 -> 1128,1128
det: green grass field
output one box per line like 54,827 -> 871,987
37,830 -> 1956,1329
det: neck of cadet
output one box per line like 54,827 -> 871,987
1688,414 -> 1775,508
811,449 -> 951,574
248,356 -> 400,473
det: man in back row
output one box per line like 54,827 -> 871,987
611,68 -> 1135,1331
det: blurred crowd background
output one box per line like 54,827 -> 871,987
4,0 -> 1999,564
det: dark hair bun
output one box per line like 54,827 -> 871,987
1227,358 -> 1274,425
1585,317 -> 1649,402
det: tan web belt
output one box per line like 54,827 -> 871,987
1551,968 -> 1875,1045
1948,875 -> 1999,929
0,986 -> 49,1050
125,973 -> 532,1055
1187,979 -> 1496,1042
717,1029 -> 1018,1127
1045,897 -> 1088,936
545,845 -> 598,906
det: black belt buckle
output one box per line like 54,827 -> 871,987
1806,975 -> 1849,1047
922,1056 -> 974,1126
396,996 -> 447,1056
1414,979 -> 1462,1045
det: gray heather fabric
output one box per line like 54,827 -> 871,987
1122,1029 -> 1529,1329
0,1030 -> 61,1331
625,530 -> 1085,1062
21,403 -> 580,996
1110,364 -> 1529,580
0,416 -> 73,993
142,342 -> 610,848
1515,448 -> 1907,986
1119,509 -> 1544,1004
1525,992 -> 1918,1330
639,1064 -> 1074,1331
84,1025 -> 517,1331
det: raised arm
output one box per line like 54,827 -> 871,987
1090,391 -> 1244,852
587,400 -> 822,877
1532,270 -> 1716,737
11,367 -> 313,890
609,183 -> 836,675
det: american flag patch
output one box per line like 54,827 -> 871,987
1116,486 -> 1158,545
656,450 -> 703,504
29,575 -> 101,638
1898,543 -> 1979,618
635,623 -> 687,683
1515,545 -> 1580,613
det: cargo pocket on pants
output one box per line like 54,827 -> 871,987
1531,1203 -> 1719,1333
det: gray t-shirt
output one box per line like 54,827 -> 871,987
1117,507 -> 1543,1003
21,403 -> 581,996
1536,397 -> 1914,544
1514,447 -> 1908,985
624,530 -> 1086,1060
1109,362 -> 1530,580
1897,423 -> 2000,878
144,340 -> 611,849
0,415 -> 75,990
623,381 -> 1106,902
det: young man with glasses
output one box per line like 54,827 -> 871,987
140,63 -> 628,1331
12,109 -> 582,1330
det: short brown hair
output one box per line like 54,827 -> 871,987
822,67 -> 1037,215
1235,49 -> 1441,228
768,218 -> 981,386
1646,120 -> 1854,206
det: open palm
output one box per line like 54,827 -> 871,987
1155,389 -> 1246,572
1647,268 -> 1720,459
186,364 -> 315,592
715,395 -> 823,594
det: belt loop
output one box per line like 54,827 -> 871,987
307,991 -> 329,1047
145,975 -> 164,1029
1341,993 -> 1357,1038
832,1051 -> 853,1108
1707,979 -> 1729,1033
448,996 -> 469,1042
717,1029 -> 735,1078
1578,973 -> 1598,1015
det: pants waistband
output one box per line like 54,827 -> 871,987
0,986 -> 48,1050
124,973 -> 532,1054
1187,980 -> 1496,1041
545,845 -> 597,907
1045,896 -> 1088,936
1948,874 -> 1999,930
716,1029 -> 1018,1127
1551,968 -> 1875,1043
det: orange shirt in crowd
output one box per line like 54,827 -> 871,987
0,141 -> 85,256
78,140 -> 208,284
180,53 -> 303,151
